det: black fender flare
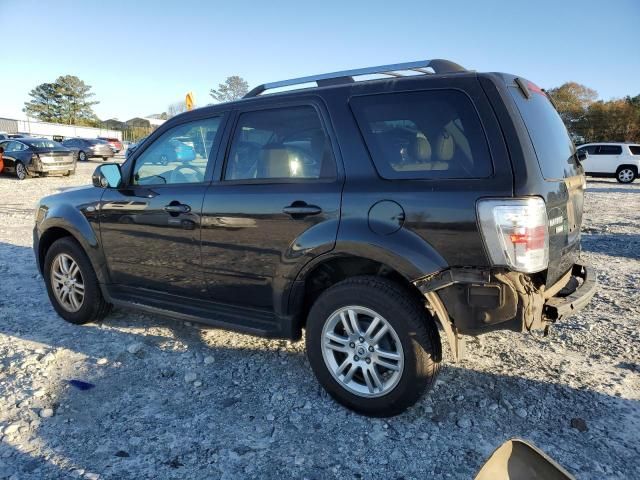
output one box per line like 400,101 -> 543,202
295,223 -> 448,285
36,204 -> 110,285
280,222 -> 450,338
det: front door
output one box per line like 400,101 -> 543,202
0,140 -> 26,174
201,103 -> 342,309
99,115 -> 224,297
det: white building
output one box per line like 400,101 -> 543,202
0,117 -> 122,140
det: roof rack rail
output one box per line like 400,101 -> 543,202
243,59 -> 466,98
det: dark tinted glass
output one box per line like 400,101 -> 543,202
224,106 -> 336,181
577,145 -> 597,155
629,145 -> 640,155
350,90 -> 492,179
509,87 -> 579,180
597,145 -> 622,155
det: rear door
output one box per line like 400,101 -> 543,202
201,100 -> 342,310
0,141 -> 27,172
507,81 -> 584,285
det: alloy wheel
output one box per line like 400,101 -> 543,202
50,253 -> 85,312
321,306 -> 404,398
16,163 -> 26,180
618,168 -> 634,183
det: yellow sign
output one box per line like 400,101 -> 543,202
186,92 -> 194,111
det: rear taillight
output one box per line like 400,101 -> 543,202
477,198 -> 549,273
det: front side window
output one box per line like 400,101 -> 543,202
132,117 -> 221,185
350,90 -> 492,179
224,106 -> 336,181
578,145 -> 597,155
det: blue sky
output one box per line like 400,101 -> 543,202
1,0 -> 638,121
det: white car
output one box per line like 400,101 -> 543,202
576,143 -> 640,183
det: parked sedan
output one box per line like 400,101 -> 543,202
0,138 -> 75,179
61,138 -> 114,162
98,137 -> 123,153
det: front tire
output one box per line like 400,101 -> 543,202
306,276 -> 441,417
15,161 -> 27,180
43,237 -> 112,325
616,166 -> 636,184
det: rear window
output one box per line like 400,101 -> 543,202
630,146 -> 640,155
24,140 -> 60,149
350,90 -> 492,180
509,84 -> 579,180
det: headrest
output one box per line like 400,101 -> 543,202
410,133 -> 432,162
433,131 -> 455,162
259,146 -> 293,178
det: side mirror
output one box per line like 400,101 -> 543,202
576,151 -> 588,162
92,163 -> 122,189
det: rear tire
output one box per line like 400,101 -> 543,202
15,161 -> 27,180
43,237 -> 112,325
616,166 -> 636,184
306,276 -> 441,417
78,151 -> 87,162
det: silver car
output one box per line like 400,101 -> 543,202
61,138 -> 115,162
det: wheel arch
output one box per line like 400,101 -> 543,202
616,164 -> 638,174
285,248 -> 449,343
36,208 -> 109,285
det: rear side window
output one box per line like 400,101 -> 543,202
597,145 -> 622,155
224,106 -> 336,181
630,146 -> 640,155
509,85 -> 579,180
350,90 -> 492,179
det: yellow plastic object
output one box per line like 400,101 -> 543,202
186,92 -> 195,111
475,439 -> 574,480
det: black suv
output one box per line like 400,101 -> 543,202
34,59 -> 596,416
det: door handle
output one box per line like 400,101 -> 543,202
282,202 -> 322,218
164,203 -> 191,214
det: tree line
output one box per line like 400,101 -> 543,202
23,75 -> 100,126
23,75 -> 638,144
547,83 -> 640,144
22,75 -> 250,128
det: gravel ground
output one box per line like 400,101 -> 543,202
0,161 -> 638,479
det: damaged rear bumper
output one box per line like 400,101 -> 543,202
414,263 -> 597,336
543,264 -> 597,322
